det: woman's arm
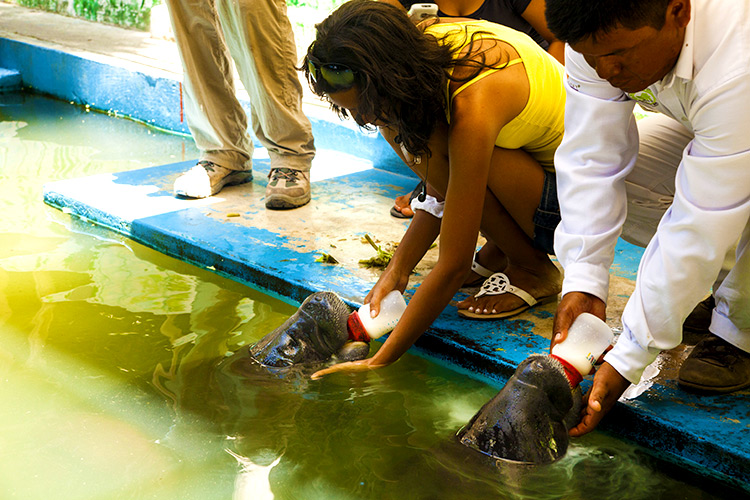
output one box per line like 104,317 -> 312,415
312,47 -> 528,378
365,201 -> 443,310
367,67 -> 525,366
520,0 -> 565,63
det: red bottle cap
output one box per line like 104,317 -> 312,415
550,354 -> 584,387
347,311 -> 371,342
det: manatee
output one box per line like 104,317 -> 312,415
457,355 -> 582,464
250,291 -> 370,368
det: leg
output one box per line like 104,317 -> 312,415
713,222 -> 750,352
394,125 -> 561,316
218,0 -> 315,208
457,148 -> 562,317
165,0 -> 254,171
165,0 -> 254,198
678,222 -> 750,393
620,114 -> 683,247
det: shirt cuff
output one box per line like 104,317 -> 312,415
604,328 -> 661,385
560,261 -> 611,304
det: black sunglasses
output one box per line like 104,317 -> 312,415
307,54 -> 356,91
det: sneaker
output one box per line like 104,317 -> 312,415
683,295 -> 715,345
174,160 -> 252,199
678,334 -> 750,394
265,167 -> 310,209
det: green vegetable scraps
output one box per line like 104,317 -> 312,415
359,234 -> 394,269
316,252 -> 339,264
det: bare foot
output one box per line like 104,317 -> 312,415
393,192 -> 415,218
457,260 -> 562,318
462,243 -> 508,287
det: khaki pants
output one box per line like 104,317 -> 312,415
165,0 -> 315,172
622,113 -> 748,350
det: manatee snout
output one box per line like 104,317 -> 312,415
458,355 -> 582,464
250,292 -> 369,369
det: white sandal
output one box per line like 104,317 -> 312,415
462,252 -> 494,288
458,272 -> 557,320
471,255 -> 494,279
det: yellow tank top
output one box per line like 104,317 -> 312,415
425,20 -> 565,170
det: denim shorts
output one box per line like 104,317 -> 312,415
532,169 -> 561,255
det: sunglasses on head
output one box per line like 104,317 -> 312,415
307,54 -> 355,91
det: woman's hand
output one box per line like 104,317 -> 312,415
365,268 -> 408,318
310,357 -> 390,380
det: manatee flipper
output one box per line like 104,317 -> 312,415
458,355 -> 581,464
335,341 -> 370,362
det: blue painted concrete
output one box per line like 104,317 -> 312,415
3,31 -> 748,493
0,67 -> 21,91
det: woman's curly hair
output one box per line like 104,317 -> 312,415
303,0 -> 507,157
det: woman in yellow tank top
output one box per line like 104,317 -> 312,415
304,0 -> 566,378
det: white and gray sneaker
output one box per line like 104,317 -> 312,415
265,167 -> 311,209
174,160 -> 252,198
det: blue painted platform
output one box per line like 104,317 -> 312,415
3,14 -> 749,492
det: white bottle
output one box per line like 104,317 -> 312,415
347,290 -> 407,341
551,313 -> 614,376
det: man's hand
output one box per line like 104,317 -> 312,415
569,362 -> 631,436
310,357 -> 390,380
552,291 -> 607,349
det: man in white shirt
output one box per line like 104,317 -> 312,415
545,0 -> 750,435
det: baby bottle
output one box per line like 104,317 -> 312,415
551,313 -> 615,384
347,290 -> 408,342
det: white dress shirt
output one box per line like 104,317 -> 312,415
554,0 -> 750,384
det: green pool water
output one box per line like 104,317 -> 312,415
0,91 -> 732,499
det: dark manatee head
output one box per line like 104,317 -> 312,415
458,355 -> 582,464
250,291 -> 368,368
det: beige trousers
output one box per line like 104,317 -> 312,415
165,0 -> 315,172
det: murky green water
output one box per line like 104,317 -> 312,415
0,92 -> 732,499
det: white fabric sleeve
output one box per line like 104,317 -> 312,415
553,47 -> 638,304
609,77 -> 750,384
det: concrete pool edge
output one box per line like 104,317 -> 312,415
3,23 -> 749,493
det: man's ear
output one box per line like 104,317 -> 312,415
667,0 -> 691,29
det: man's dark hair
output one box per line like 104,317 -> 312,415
545,0 -> 672,45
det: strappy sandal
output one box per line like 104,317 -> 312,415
458,272 -> 558,320
390,182 -> 424,219
462,253 -> 495,288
